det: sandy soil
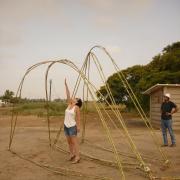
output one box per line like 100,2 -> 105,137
0,112 -> 180,180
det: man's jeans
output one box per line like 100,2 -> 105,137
161,119 -> 176,145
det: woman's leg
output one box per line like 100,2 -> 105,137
66,136 -> 74,157
71,136 -> 80,160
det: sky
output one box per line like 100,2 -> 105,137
0,0 -> 180,99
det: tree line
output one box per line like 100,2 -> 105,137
97,42 -> 180,111
1,42 -> 180,111
0,89 -> 66,105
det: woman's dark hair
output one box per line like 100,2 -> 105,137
75,98 -> 82,108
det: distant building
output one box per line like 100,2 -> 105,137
143,84 -> 180,129
0,100 -> 5,107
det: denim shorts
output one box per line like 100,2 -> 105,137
64,125 -> 77,136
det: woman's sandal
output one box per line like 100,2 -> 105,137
68,155 -> 75,161
71,158 -> 80,164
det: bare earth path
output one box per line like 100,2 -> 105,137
0,114 -> 180,180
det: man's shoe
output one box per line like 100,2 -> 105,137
161,144 -> 168,147
169,144 -> 176,147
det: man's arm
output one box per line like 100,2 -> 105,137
167,102 -> 178,115
167,107 -> 177,116
172,106 -> 178,114
171,102 -> 178,114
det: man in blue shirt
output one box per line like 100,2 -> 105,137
161,93 -> 178,147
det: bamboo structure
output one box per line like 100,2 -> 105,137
8,46 -> 178,180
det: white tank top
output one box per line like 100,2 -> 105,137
64,106 -> 76,128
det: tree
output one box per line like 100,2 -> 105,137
97,41 -> 180,111
1,90 -> 14,104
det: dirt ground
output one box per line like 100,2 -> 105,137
0,112 -> 180,180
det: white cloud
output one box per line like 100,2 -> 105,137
81,0 -> 152,13
0,0 -> 61,22
0,27 -> 23,47
0,0 -> 70,47
80,0 -> 153,28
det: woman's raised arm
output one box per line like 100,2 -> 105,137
65,78 -> 71,104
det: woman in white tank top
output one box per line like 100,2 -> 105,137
64,78 -> 82,163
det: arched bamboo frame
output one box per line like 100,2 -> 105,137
8,46 -> 177,180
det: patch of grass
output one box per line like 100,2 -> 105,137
0,102 -> 67,117
0,107 -> 13,116
0,101 -> 141,118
